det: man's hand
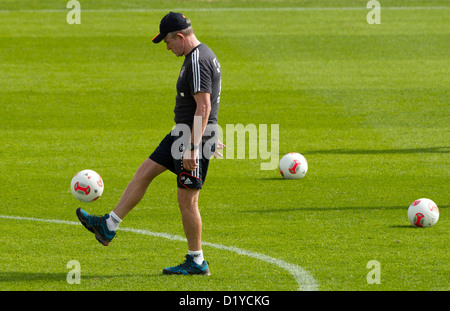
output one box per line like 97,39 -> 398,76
183,148 -> 199,171
213,140 -> 225,158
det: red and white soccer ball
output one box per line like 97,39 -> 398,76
279,152 -> 308,179
407,198 -> 439,228
71,169 -> 104,203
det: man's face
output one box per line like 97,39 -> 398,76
164,34 -> 184,57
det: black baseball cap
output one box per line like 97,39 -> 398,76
152,12 -> 191,44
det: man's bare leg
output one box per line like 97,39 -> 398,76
177,187 -> 202,251
113,158 -> 167,220
76,158 -> 166,245
162,187 -> 210,275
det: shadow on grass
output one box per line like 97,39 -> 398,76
0,272 -> 162,283
0,272 -> 68,283
388,225 -> 416,229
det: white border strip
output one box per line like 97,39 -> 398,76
0,214 -> 319,291
0,7 -> 448,13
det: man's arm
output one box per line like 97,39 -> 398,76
182,91 -> 211,171
192,91 -> 211,147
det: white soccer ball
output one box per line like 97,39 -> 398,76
71,169 -> 104,203
407,198 -> 439,228
279,152 -> 308,179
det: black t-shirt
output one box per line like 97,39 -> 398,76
174,43 -> 221,126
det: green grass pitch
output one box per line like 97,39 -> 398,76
0,0 -> 448,291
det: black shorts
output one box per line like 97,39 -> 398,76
149,131 -> 216,189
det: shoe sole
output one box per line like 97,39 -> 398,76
76,208 -> 110,246
162,268 -> 211,276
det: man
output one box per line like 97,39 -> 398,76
76,12 -> 222,276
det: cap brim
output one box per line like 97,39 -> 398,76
152,33 -> 165,43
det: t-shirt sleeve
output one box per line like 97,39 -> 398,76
189,49 -> 213,95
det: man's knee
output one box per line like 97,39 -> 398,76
134,158 -> 166,184
177,188 -> 199,210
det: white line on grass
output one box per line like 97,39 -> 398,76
0,214 -> 319,291
0,7 -> 448,13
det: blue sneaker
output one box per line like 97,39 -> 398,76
163,255 -> 211,276
76,208 -> 116,246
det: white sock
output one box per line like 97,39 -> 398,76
106,211 -> 122,231
188,250 -> 204,265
